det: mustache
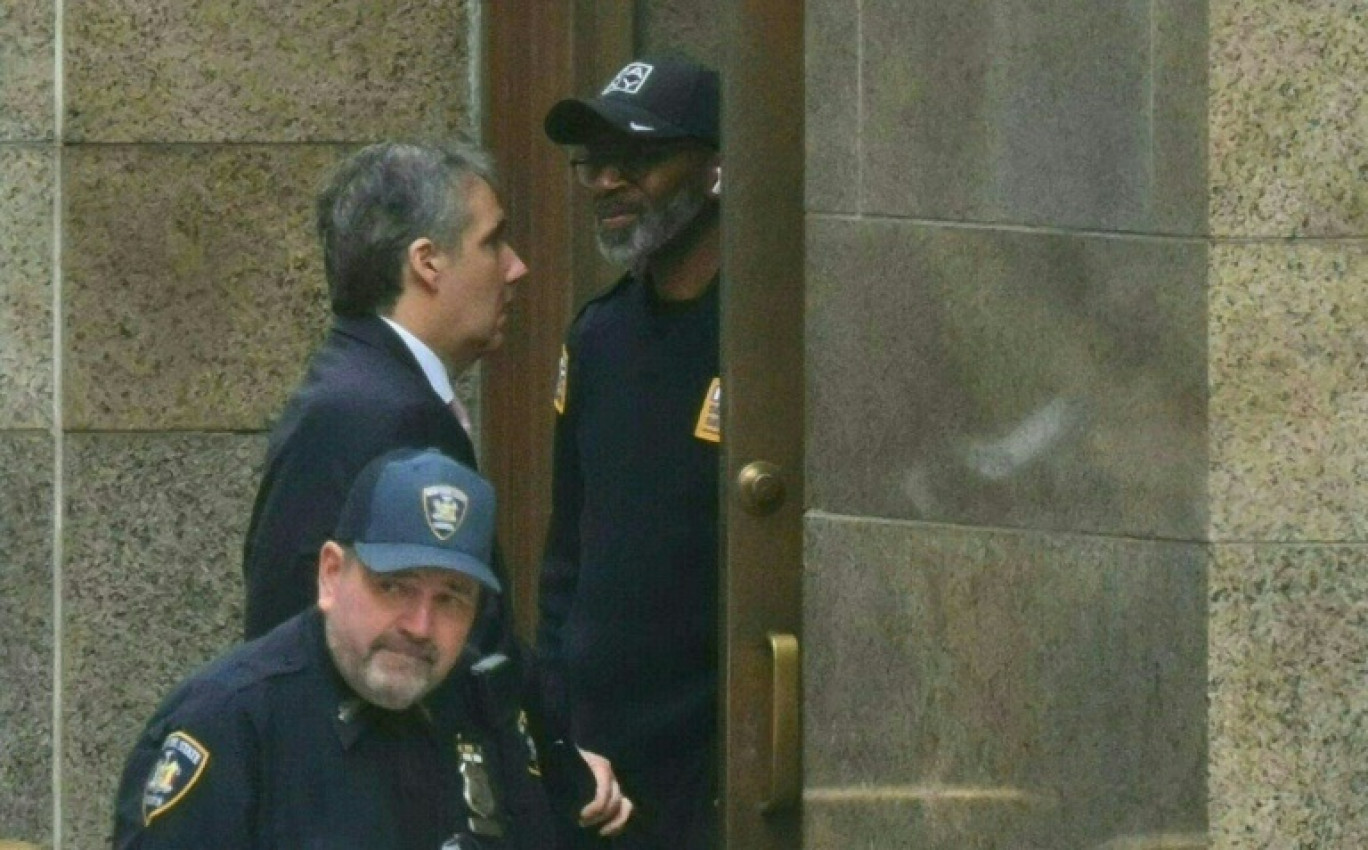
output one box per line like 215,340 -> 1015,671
370,634 -> 437,665
595,199 -> 642,219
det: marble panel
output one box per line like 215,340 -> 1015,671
1210,1 -> 1368,237
0,0 -> 54,141
60,433 -> 264,849
0,435 -> 53,845
1209,544 -> 1368,847
63,145 -> 337,430
805,0 -> 860,213
0,146 -> 53,429
804,515 -> 1207,849
1209,240 -> 1368,542
637,0 -> 723,68
862,0 -> 1206,234
805,794 -> 1053,850
807,217 -> 1207,538
64,0 -> 472,143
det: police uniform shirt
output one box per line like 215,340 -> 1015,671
113,609 -> 494,850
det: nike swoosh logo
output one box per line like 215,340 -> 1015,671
629,121 -> 655,132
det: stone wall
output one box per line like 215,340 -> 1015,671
802,0 -> 1368,847
0,2 -> 476,846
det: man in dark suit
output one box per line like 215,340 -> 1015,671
241,141 -> 631,842
243,141 -> 524,639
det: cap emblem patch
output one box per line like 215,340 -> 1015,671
423,485 -> 469,541
603,62 -> 653,95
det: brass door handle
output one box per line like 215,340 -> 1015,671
737,461 -> 786,516
761,632 -> 801,813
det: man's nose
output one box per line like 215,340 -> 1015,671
586,163 -> 628,193
505,247 -> 529,283
396,596 -> 436,639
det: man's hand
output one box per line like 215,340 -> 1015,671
576,748 -> 633,837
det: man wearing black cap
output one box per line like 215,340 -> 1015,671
114,449 -> 615,849
538,54 -> 723,849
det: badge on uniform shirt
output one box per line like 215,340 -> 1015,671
554,346 -> 569,415
517,710 -> 541,777
456,739 -> 504,838
694,377 -> 722,443
142,731 -> 210,825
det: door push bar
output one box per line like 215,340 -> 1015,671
762,632 -> 801,813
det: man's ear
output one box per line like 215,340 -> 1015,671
710,163 -> 722,198
317,541 -> 347,613
405,237 -> 443,293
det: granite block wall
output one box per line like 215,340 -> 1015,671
1,2 -> 475,846
802,0 -> 1212,846
1,0 -> 56,843
804,0 -> 1368,846
1207,1 -> 1368,847
804,517 -> 1206,850
798,0 -> 1209,843
0,436 -> 55,844
635,0 -> 723,67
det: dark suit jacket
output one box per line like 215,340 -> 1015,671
242,314 -> 479,638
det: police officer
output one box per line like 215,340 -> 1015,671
113,448 -> 571,849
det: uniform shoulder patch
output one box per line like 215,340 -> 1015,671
694,377 -> 721,443
142,730 -> 211,826
554,346 -> 569,415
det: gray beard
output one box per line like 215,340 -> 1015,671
325,617 -> 432,711
596,183 -> 709,269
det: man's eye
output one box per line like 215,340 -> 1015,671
439,593 -> 474,609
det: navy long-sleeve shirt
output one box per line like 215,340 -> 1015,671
113,609 -> 554,849
537,273 -> 720,769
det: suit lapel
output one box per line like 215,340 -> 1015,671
332,316 -> 479,468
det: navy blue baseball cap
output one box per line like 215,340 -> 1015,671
333,448 -> 502,593
544,54 -> 720,148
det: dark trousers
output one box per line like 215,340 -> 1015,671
560,745 -> 717,850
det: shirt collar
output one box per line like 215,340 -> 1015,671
381,317 -> 455,404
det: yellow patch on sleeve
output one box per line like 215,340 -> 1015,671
554,346 -> 569,415
694,377 -> 722,443
142,731 -> 211,826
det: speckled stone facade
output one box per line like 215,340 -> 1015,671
0,0 -> 54,141
0,146 -> 54,430
803,0 -> 1368,847
1209,241 -> 1368,542
636,0 -> 723,67
1207,2 -> 1368,847
804,517 -> 1206,849
63,0 -> 473,143
1209,1 -> 1368,238
0,2 -> 476,847
1209,544 -> 1368,849
0,436 -> 54,845
61,434 -> 263,848
62,145 -> 336,430
803,0 -> 1212,844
